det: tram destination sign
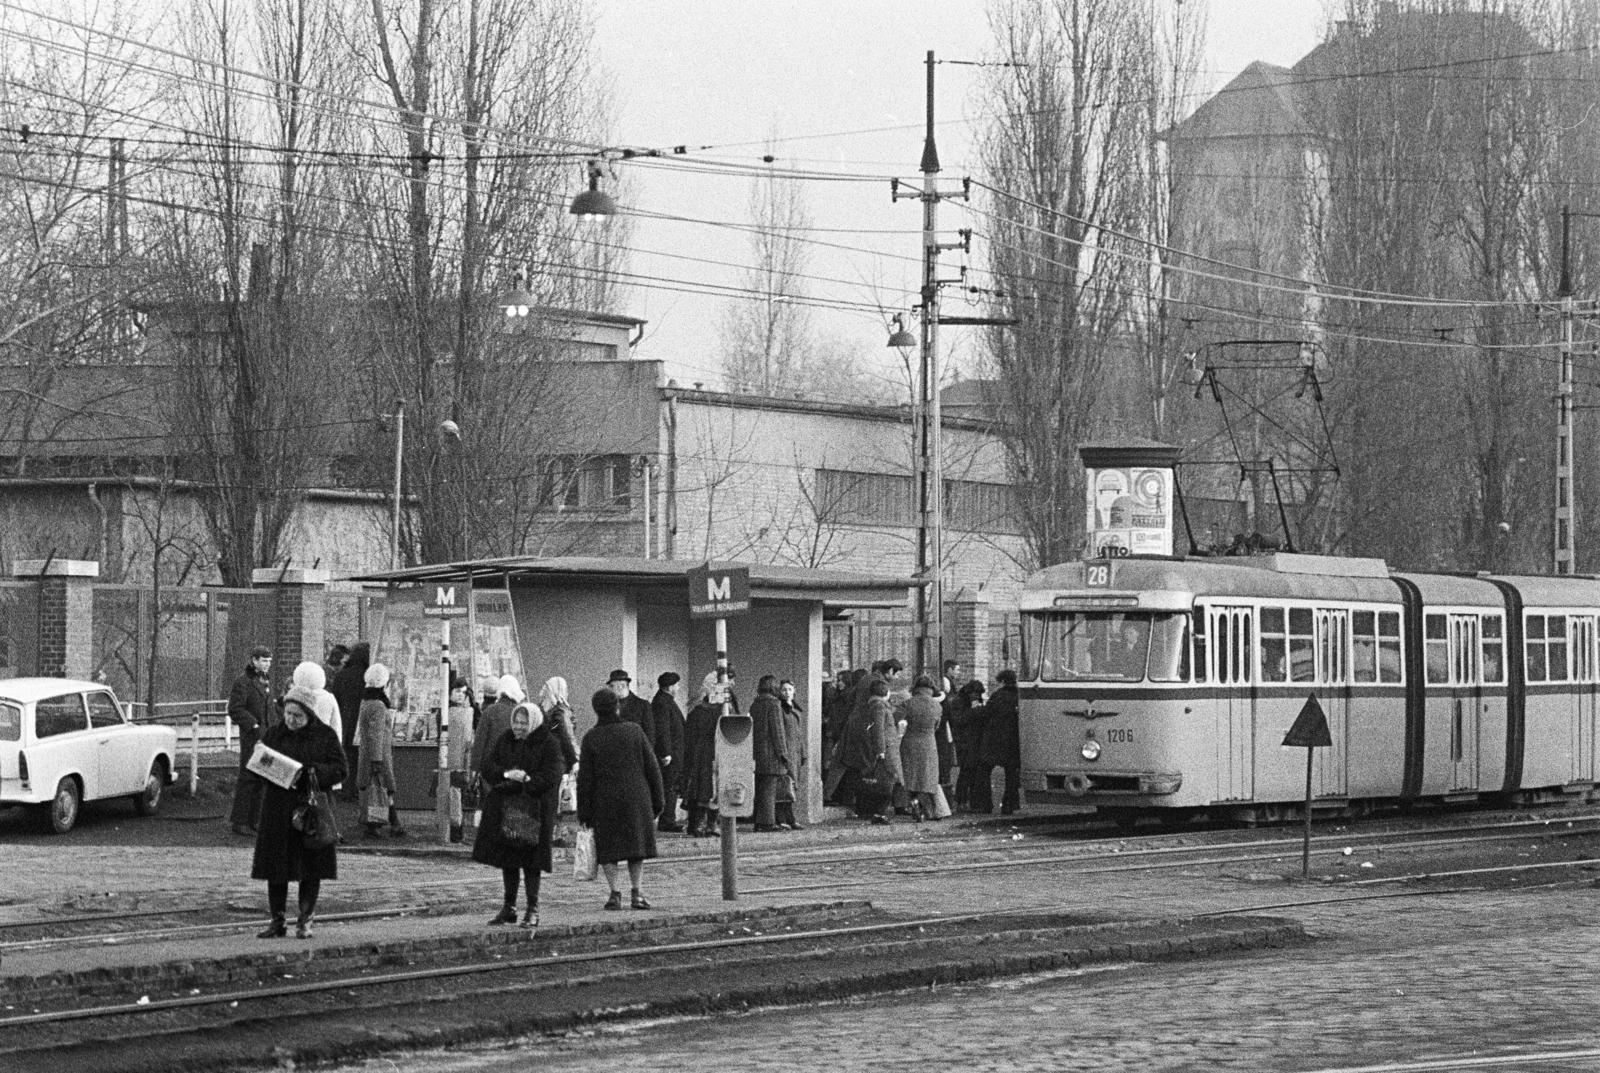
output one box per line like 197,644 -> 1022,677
688,564 -> 751,620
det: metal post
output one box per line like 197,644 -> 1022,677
716,617 -> 737,900
641,457 -> 652,559
189,713 -> 200,796
390,399 -> 405,571
914,49 -> 944,681
1301,748 -> 1314,879
437,615 -> 452,842
1556,205 -> 1575,576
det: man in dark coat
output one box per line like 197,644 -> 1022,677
329,642 -> 370,798
578,688 -> 665,910
250,687 -> 347,939
608,669 -> 659,760
679,672 -> 723,837
650,672 -> 686,832
228,645 -> 273,836
750,674 -> 791,832
976,668 -> 1022,815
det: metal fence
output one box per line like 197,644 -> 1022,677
0,580 -> 37,679
91,586 -> 278,716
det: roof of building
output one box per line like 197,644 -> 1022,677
347,555 -> 919,609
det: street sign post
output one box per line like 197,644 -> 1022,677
424,583 -> 469,843
1283,695 -> 1333,879
688,563 -> 751,899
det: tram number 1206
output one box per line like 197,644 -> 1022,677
1105,728 -> 1134,743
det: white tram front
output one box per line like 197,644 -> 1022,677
1016,553 -> 1600,824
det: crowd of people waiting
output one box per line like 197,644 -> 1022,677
227,643 -> 823,938
823,658 -> 1022,823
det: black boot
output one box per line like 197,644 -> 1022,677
388,804 -> 407,838
295,902 -> 315,939
488,903 -> 518,925
257,913 -> 287,939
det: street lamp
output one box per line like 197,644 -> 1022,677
569,159 -> 617,222
887,314 -> 917,350
499,267 -> 537,320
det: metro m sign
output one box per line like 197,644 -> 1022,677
422,582 -> 470,618
687,563 -> 751,620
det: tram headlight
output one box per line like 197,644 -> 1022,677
1080,738 -> 1101,761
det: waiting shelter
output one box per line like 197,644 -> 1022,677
348,556 -> 915,823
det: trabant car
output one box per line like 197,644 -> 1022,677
0,678 -> 178,833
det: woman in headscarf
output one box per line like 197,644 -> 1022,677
356,663 -> 405,839
538,675 -> 579,846
472,701 -> 564,929
577,688 -> 665,909
290,661 -> 342,791
250,686 -> 346,939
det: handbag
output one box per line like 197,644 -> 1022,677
857,757 -> 893,792
500,793 -> 540,848
291,771 -> 339,850
572,826 -> 599,881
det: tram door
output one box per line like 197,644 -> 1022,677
1314,609 -> 1349,797
1208,605 -> 1255,801
1447,615 -> 1482,791
1571,617 -> 1597,784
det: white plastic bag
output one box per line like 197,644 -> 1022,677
572,827 -> 599,881
558,771 -> 578,814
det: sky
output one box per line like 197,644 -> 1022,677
588,0 -> 1331,391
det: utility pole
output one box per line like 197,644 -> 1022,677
1556,205 -> 1576,576
892,52 -> 968,680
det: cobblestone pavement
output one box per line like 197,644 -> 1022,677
322,887 -> 1600,1073
9,808 -> 1600,1072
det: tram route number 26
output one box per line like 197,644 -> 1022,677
1086,563 -> 1112,587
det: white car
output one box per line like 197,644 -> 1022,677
0,678 -> 178,833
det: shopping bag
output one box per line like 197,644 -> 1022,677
365,782 -> 389,826
572,827 -> 599,881
932,784 -> 953,819
500,796 -> 540,848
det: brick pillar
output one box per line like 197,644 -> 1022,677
951,587 -> 991,686
14,559 -> 99,679
251,568 -> 329,691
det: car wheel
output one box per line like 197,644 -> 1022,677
134,761 -> 165,816
49,777 -> 81,834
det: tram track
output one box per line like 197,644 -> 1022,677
0,901 -> 1304,1073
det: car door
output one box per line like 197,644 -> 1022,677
28,692 -> 92,798
87,690 -> 141,796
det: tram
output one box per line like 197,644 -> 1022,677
1016,552 -> 1600,825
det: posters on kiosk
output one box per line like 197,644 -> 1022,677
1085,466 -> 1174,558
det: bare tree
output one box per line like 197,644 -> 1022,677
977,0 -> 1167,568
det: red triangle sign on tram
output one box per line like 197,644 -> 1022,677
1282,694 -> 1332,749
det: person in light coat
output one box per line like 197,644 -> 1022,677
898,675 -> 943,821
357,663 -> 406,838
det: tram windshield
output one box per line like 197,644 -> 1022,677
1022,611 -> 1189,683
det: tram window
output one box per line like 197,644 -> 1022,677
1259,607 -> 1288,683
1481,615 -> 1505,685
1288,607 -> 1315,683
1149,615 -> 1190,682
1193,611 -> 1208,684
1030,612 -> 1168,682
1353,611 -> 1377,683
1378,611 -> 1402,683
1549,616 -> 1569,681
1424,614 -> 1450,685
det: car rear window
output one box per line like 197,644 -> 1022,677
35,695 -> 87,738
0,703 -> 18,741
87,692 -> 124,728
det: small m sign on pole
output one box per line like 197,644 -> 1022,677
688,563 -> 751,620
